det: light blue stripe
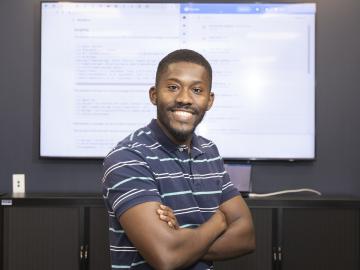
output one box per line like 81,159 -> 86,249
160,157 -> 191,162
130,132 -> 135,141
193,191 -> 222,195
180,224 -> 200,228
109,228 -> 124,233
193,156 -> 222,163
110,176 -> 154,190
131,260 -> 146,266
160,190 -> 221,198
145,156 -> 222,163
161,190 -> 192,198
106,176 -> 154,197
112,260 -> 146,269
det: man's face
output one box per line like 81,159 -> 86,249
149,61 -> 214,144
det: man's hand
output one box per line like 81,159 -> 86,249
157,204 -> 179,229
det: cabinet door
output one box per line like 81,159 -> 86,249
3,207 -> 80,270
214,208 -> 273,270
0,207 -> 3,268
88,207 -> 111,270
282,208 -> 359,270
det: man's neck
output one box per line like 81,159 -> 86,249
156,119 -> 192,149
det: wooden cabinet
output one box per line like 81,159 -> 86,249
281,208 -> 359,270
3,207 -> 80,270
88,207 -> 111,270
215,207 -> 360,270
0,195 -> 103,270
1,195 -> 360,270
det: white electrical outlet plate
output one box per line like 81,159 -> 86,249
12,174 -> 25,193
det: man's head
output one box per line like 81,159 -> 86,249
150,49 -> 214,146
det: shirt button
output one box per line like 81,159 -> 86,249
179,148 -> 184,152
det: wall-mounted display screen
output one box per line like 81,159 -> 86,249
41,2 -> 316,159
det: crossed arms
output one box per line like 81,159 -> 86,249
119,195 -> 255,270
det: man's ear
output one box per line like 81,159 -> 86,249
149,86 -> 157,105
207,92 -> 215,111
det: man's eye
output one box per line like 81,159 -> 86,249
193,87 -> 202,94
168,85 -> 178,91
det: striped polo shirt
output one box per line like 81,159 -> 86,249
102,119 -> 239,270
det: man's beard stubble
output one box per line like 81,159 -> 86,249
157,104 -> 206,144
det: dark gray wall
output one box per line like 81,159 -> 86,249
1,0 -> 359,195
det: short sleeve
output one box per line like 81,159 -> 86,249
220,171 -> 241,204
210,144 -> 240,204
102,147 -> 161,219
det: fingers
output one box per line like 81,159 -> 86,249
159,205 -> 177,220
157,204 -> 179,229
157,210 -> 178,228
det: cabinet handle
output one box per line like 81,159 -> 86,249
273,247 -> 277,261
80,245 -> 84,259
84,245 -> 88,259
278,246 -> 282,261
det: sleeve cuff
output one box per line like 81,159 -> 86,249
221,187 -> 240,204
114,194 -> 162,219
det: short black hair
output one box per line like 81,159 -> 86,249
155,49 -> 212,89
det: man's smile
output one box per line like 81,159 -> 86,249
170,109 -> 196,121
173,110 -> 193,120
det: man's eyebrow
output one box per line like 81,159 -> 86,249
166,78 -> 205,85
165,78 -> 181,83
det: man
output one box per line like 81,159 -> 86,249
102,49 -> 255,270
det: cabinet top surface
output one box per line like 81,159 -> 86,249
1,193 -> 360,208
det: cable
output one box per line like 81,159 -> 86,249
248,188 -> 322,198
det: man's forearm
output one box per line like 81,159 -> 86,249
121,204 -> 228,270
163,210 -> 227,269
202,216 -> 255,261
155,198 -> 255,263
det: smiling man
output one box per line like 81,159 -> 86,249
102,49 -> 255,270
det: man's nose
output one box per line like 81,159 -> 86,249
175,88 -> 192,104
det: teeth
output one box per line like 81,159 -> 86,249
173,111 -> 192,120
175,111 -> 192,117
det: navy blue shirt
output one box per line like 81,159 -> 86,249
102,119 -> 239,269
